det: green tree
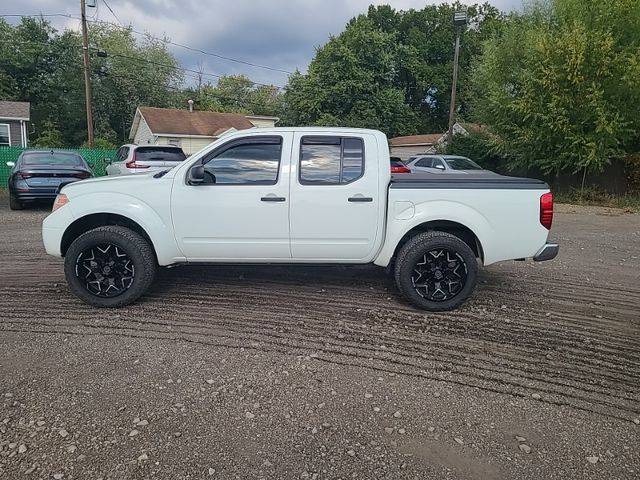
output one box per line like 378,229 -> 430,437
391,2 -> 503,133
33,120 -> 65,148
283,2 -> 503,136
190,75 -> 283,116
0,18 -> 184,146
89,24 -> 184,143
282,14 -> 418,137
470,0 -> 640,175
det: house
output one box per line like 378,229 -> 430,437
389,123 -> 487,161
0,101 -> 30,147
389,133 -> 444,161
129,106 -> 279,155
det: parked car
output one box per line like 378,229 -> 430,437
43,128 -> 558,311
390,157 -> 411,174
406,155 -> 496,175
7,150 -> 92,210
106,144 -> 187,176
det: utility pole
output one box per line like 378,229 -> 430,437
447,11 -> 468,148
80,0 -> 94,147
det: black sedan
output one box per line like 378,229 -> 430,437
7,150 -> 93,210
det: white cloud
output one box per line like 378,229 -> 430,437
3,0 -> 523,86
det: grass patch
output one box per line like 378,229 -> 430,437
555,187 -> 640,212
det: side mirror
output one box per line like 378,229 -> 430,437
188,165 -> 206,184
6,161 -> 15,168
104,157 -> 112,165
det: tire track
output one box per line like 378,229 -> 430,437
1,204 -> 639,428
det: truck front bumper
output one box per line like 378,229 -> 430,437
533,242 -> 559,262
42,204 -> 75,257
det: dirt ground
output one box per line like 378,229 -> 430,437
0,193 -> 638,480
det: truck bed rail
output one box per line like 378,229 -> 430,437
390,173 -> 548,190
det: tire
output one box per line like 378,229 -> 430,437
382,259 -> 395,276
64,226 -> 157,308
394,231 -> 478,311
9,194 -> 23,210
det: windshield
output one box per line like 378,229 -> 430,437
135,147 -> 186,162
21,152 -> 84,167
445,157 -> 483,170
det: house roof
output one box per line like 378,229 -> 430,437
389,133 -> 443,147
0,101 -> 30,120
138,106 -> 254,137
245,114 -> 280,121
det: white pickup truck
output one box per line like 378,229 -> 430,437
42,128 -> 558,311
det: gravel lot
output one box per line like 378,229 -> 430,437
0,193 -> 638,480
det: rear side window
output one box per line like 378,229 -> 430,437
299,136 -> 364,185
415,158 -> 432,168
432,158 -> 445,169
135,147 -> 186,162
445,157 -> 483,170
118,147 -> 129,161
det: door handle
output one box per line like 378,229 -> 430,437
261,196 -> 286,202
348,196 -> 373,202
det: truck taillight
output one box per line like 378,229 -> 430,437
126,152 -> 148,169
391,164 -> 411,174
540,192 -> 553,230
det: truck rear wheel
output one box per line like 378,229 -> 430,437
64,226 -> 157,308
394,231 -> 478,311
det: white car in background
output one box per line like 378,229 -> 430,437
407,154 -> 497,175
106,145 -> 187,176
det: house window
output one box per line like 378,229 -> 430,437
299,136 -> 364,185
0,124 -> 10,146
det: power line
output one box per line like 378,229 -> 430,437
0,14 -> 65,18
105,51 -> 283,88
0,13 -> 293,75
83,16 -> 294,75
104,71 -> 281,111
100,0 -> 123,27
0,38 -> 284,89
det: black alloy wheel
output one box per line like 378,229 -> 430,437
75,243 -> 135,297
410,248 -> 468,302
394,231 -> 478,311
64,226 -> 157,308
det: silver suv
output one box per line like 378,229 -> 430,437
406,155 -> 496,175
106,144 -> 187,176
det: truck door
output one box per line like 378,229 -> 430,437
170,133 -> 293,261
289,133 -> 380,261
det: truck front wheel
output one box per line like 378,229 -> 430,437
394,231 -> 478,311
64,226 -> 157,308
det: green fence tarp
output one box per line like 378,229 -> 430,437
0,147 -> 117,185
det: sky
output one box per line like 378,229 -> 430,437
2,0 -> 522,88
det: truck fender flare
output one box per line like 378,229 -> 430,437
374,201 -> 494,267
61,193 -> 183,265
